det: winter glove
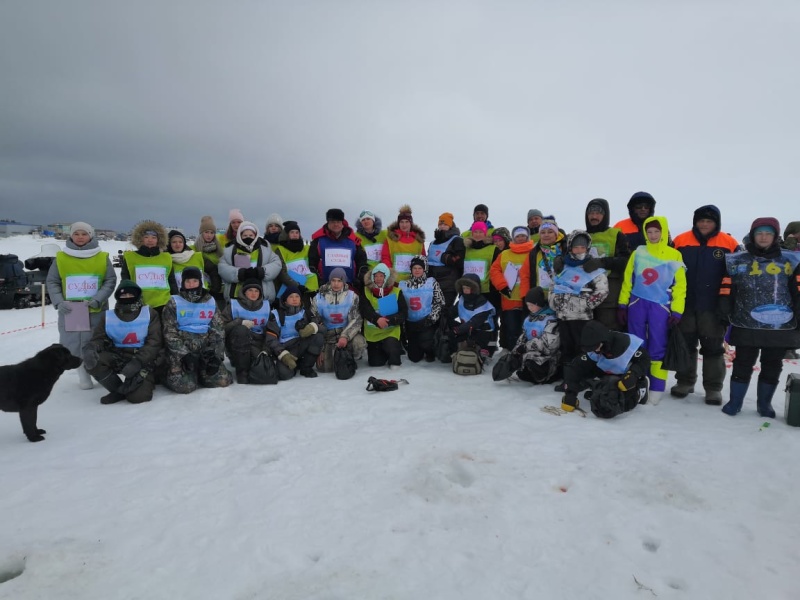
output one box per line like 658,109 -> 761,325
616,305 -> 628,327
121,359 -> 143,379
499,287 -> 512,298
181,353 -> 200,373
237,268 -> 250,282
83,346 -> 100,371
552,256 -> 564,274
618,371 -> 638,392
667,312 -> 682,328
298,322 -> 318,338
581,257 -> 604,272
250,267 -> 265,281
278,350 -> 297,370
241,319 -> 255,329
57,302 -> 73,315
88,299 -> 102,310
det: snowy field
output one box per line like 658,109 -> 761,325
0,235 -> 799,600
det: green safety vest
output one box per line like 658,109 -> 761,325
124,251 -> 174,308
463,243 -> 497,293
356,230 -> 388,268
55,252 -> 109,312
275,245 -> 319,292
364,287 -> 401,342
172,253 -> 208,288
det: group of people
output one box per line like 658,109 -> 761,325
43,196 -> 800,421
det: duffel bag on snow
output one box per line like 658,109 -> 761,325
333,346 -> 357,380
249,351 -> 279,385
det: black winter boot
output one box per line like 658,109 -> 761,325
756,380 -> 777,418
97,373 -> 125,405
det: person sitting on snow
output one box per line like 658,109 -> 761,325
310,267 -> 366,373
266,285 -> 325,380
83,280 -> 162,405
561,320 -> 651,418
507,286 -> 561,384
162,267 -> 233,393
221,279 -> 272,384
360,264 -> 408,368
447,273 -> 496,361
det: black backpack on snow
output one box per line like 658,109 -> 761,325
333,346 -> 357,380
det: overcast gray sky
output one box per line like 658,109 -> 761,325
1,0 -> 798,240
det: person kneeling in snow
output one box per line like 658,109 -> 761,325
360,264 -> 408,368
562,320 -> 650,418
399,255 -> 446,363
162,267 -> 233,393
310,267 -> 366,373
221,279 -> 272,384
83,280 -> 162,404
509,286 -> 561,384
448,273 -> 496,361
266,286 -> 325,379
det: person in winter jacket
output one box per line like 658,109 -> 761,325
579,199 -> 630,331
218,221 -> 283,303
167,230 -> 207,290
120,220 -> 178,312
781,221 -> 800,251
221,279 -> 272,384
47,221 -> 117,390
83,280 -> 162,404
399,255 -> 446,363
310,267 -> 366,373
265,285 -> 325,379
718,217 -> 800,418
263,213 -> 283,245
462,203 -> 495,238
194,215 -> 225,308
308,208 -> 368,287
466,221 -> 502,346
222,208 -> 245,247
162,267 -> 233,393
490,226 -> 535,350
381,205 -> 426,282
360,264 -> 408,368
508,287 -> 560,384
527,209 -> 544,236
613,191 -> 657,251
447,273 -> 496,359
670,205 -> 740,405
354,210 -> 387,270
274,220 -> 319,309
492,227 -> 511,253
519,218 -> 567,300
549,230 -> 609,382
426,212 -> 465,310
561,320 -> 651,416
618,216 -> 687,404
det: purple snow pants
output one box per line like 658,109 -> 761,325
627,297 -> 669,360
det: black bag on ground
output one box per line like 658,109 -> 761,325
434,326 -> 453,363
588,375 -> 641,419
249,351 -> 279,385
662,328 -> 693,372
333,346 -> 357,380
366,376 -> 399,392
492,352 -> 521,381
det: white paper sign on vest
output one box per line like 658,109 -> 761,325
286,259 -> 311,276
135,266 -> 169,290
364,244 -> 382,262
65,275 -> 100,300
324,248 -> 351,267
463,259 -> 486,281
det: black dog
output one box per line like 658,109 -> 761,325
0,343 -> 82,442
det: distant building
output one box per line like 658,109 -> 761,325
0,220 -> 39,237
47,223 -> 72,239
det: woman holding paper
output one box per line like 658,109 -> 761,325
489,226 -> 534,351
46,221 -> 116,389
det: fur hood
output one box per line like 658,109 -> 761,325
131,220 -> 168,251
363,264 -> 398,290
356,215 -> 384,237
385,221 -> 426,244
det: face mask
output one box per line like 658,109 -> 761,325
572,252 -> 587,261
241,236 -> 255,245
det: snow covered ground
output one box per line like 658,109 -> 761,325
0,235 -> 798,600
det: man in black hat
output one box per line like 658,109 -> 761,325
308,208 -> 368,288
561,320 -> 651,417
